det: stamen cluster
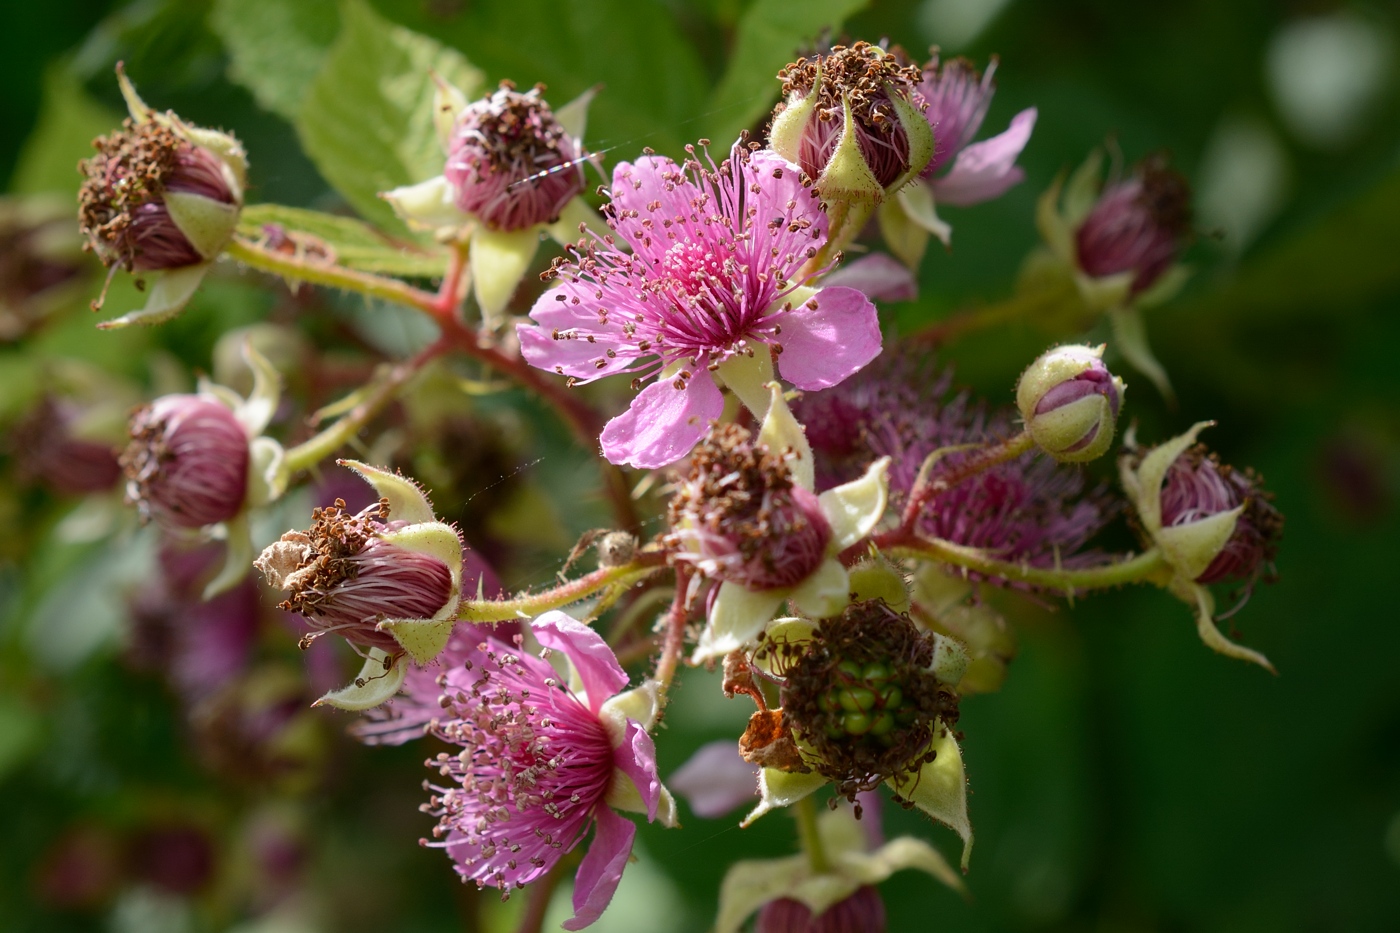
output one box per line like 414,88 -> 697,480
1156,444 -> 1283,585
765,599 -> 960,802
1076,155 -> 1192,293
668,423 -> 831,590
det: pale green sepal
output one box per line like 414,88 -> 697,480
769,85 -> 818,168
741,768 -> 826,827
818,457 -> 890,550
431,74 -> 468,154
97,263 -> 209,329
896,179 -> 952,246
545,196 -> 605,247
382,176 -> 469,229
246,436 -> 287,507
929,634 -> 971,686
554,85 -> 598,142
469,226 -> 540,327
203,513 -> 252,600
313,649 -> 406,711
788,558 -> 850,621
116,64 -> 153,123
694,583 -> 785,663
338,459 -> 437,524
164,191 -> 239,260
1135,263 -> 1191,309
911,565 -> 973,616
860,835 -> 966,896
235,342 -> 282,436
378,616 -> 455,664
716,856 -> 812,933
1075,269 -> 1134,312
1035,172 -> 1074,265
886,87 -> 935,195
1062,149 -> 1104,227
817,95 -> 883,203
599,680 -> 663,735
715,351 -> 776,424
847,555 -> 910,612
377,522 -> 465,586
1123,421 -> 1214,533
877,196 -> 930,269
198,378 -> 244,413
756,380 -> 814,492
1156,506 -> 1243,582
1110,305 -> 1174,400
752,617 -> 816,676
888,728 -> 973,870
1181,582 -> 1276,673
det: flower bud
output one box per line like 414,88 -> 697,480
668,423 -> 833,591
78,115 -> 242,274
255,498 -> 458,654
443,81 -> 586,232
771,42 -> 934,201
121,395 -> 250,529
1158,444 -> 1283,585
1016,344 -> 1125,462
1075,155 -> 1191,295
756,886 -> 887,933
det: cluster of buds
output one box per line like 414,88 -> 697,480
1016,343 -> 1125,462
78,66 -> 246,328
385,78 -> 598,323
255,461 -> 465,709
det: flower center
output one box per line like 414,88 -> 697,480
659,239 -> 734,299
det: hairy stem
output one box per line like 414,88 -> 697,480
915,279 -> 1076,345
458,553 -> 669,623
901,431 -> 1037,532
226,237 -> 440,313
653,568 -> 692,692
882,534 -> 1172,593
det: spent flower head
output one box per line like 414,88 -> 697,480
423,612 -> 675,930
518,139 -> 880,469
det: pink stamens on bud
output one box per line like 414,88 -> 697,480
756,885 -> 887,933
444,81 -> 586,232
1158,447 -> 1283,585
255,499 -> 457,654
120,395 -> 250,529
668,423 -> 832,590
1016,344 -> 1125,463
1075,155 -> 1192,294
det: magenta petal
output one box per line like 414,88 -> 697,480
668,740 -> 759,818
562,807 -> 636,931
519,284 -> 638,383
615,718 -> 662,820
599,372 -> 723,469
931,108 -> 1037,207
777,286 -> 882,391
745,150 -> 829,241
532,611 -> 628,712
820,254 -> 918,303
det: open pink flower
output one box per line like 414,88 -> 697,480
918,55 -> 1036,208
518,140 -> 881,469
423,611 -> 675,930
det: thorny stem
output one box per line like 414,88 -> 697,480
793,795 -> 831,874
900,431 -> 1037,532
457,552 -> 669,623
653,567 -> 692,693
881,533 -> 1172,593
282,341 -> 447,475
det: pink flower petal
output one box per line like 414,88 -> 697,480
533,611 -> 628,713
563,806 -> 636,931
820,254 -> 918,303
600,371 -> 724,469
744,150 -> 828,242
669,740 -> 759,818
519,282 -> 638,383
608,156 -> 702,265
614,718 -> 663,820
776,286 -> 882,391
931,108 -> 1037,207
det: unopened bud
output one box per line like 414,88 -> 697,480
1017,344 -> 1124,462
1076,155 -> 1191,295
756,886 -> 887,933
121,395 -> 250,528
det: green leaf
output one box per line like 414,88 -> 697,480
295,0 -> 484,233
209,0 -> 340,121
237,203 -> 449,277
703,0 -> 870,147
10,65 -> 120,196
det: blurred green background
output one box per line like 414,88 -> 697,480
2,1 -> 1399,931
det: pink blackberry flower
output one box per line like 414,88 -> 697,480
795,351 -> 1112,582
517,139 -> 882,469
423,611 -> 675,930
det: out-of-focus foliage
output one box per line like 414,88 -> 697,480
2,1 -> 1399,932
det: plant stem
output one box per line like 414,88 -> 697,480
653,568 -> 692,692
793,796 -> 830,875
458,552 -> 669,623
880,534 -> 1172,593
225,237 -> 440,313
900,431 -> 1037,532
915,281 -> 1071,345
